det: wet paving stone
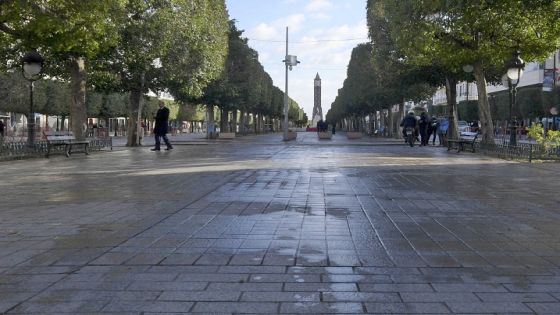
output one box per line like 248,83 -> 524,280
1,133 -> 560,313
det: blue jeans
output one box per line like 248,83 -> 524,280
155,133 -> 172,149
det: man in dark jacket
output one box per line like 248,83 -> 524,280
419,111 -> 429,146
427,116 -> 439,145
400,111 -> 417,140
152,101 -> 173,151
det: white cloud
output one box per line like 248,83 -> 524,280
305,0 -> 334,12
251,23 -> 278,40
246,14 -> 306,40
278,14 -> 306,33
310,12 -> 331,21
234,1 -> 367,118
294,20 -> 368,66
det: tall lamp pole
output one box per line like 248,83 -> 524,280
462,64 -> 473,129
505,51 -> 525,146
22,51 -> 44,147
282,27 -> 300,141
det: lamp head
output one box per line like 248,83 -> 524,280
506,50 -> 525,82
22,51 -> 44,79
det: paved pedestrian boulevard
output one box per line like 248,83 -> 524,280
1,132 -> 559,314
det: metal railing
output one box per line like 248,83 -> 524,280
476,142 -> 560,162
0,138 -> 112,161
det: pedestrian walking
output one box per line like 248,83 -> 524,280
427,116 -> 439,145
438,117 -> 449,146
151,101 -> 173,151
419,112 -> 429,146
0,120 -> 4,139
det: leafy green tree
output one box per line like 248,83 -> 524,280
367,0 -> 560,142
201,20 -> 302,134
327,41 -> 436,134
200,21 -> 254,131
0,0 -> 125,140
90,0 -> 228,146
367,8 -> 442,136
0,72 -> 29,113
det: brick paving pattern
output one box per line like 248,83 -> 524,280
0,132 -> 559,314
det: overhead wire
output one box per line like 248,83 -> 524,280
247,37 -> 368,44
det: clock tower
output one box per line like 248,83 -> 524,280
312,73 -> 322,126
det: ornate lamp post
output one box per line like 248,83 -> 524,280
462,64 -> 473,105
22,51 -> 44,147
505,51 -> 525,146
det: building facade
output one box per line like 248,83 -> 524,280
432,50 -> 560,109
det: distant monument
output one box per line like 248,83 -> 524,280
312,73 -> 322,127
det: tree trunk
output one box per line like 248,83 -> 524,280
240,110 -> 246,135
232,110 -> 238,133
207,105 -> 216,139
388,110 -> 394,137
473,61 -> 495,143
445,76 -> 459,141
126,90 -> 142,146
384,109 -> 389,136
220,108 -> 228,132
398,98 -> 405,126
68,56 -> 87,141
126,72 -> 145,147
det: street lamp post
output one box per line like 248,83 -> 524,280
22,51 -> 44,147
282,26 -> 300,141
462,64 -> 473,106
505,51 -> 525,146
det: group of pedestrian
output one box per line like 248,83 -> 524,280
316,120 -> 328,132
400,111 -> 448,146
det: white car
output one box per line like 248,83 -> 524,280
457,120 -> 470,133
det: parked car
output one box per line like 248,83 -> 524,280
458,120 -> 470,133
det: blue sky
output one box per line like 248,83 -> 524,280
225,0 -> 368,119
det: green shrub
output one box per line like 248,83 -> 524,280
527,124 -> 560,150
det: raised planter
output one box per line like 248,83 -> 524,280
287,131 -> 297,140
219,132 -> 235,139
346,132 -> 362,139
318,131 -> 332,139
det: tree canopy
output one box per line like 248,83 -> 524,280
0,1 -> 304,138
366,0 -> 560,142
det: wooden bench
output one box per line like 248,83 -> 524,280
447,132 -> 479,153
44,131 -> 89,157
346,132 -> 362,139
218,132 -> 235,139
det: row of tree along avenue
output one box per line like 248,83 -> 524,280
327,1 -> 560,143
0,1 -> 304,146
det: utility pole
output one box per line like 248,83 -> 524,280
282,27 -> 300,141
283,27 -> 289,141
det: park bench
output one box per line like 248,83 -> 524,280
218,132 -> 235,139
447,131 -> 479,153
44,131 -> 89,158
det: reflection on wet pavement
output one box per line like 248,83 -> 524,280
1,132 -> 559,314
